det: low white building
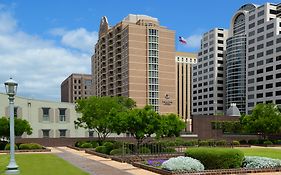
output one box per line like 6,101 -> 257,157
0,93 -> 88,138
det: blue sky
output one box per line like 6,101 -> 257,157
0,0 -> 279,101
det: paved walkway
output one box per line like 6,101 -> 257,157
52,147 -> 158,175
51,147 -> 281,175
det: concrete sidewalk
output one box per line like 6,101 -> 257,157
52,147 -> 158,175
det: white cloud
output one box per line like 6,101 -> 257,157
0,6 -> 95,101
50,27 -> 98,52
0,11 -> 17,33
185,34 -> 202,49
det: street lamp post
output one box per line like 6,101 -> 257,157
4,78 -> 19,174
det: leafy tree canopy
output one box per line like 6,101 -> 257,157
157,113 -> 185,138
74,96 -> 136,142
0,117 -> 32,139
242,103 -> 281,139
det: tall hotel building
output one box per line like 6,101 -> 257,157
192,28 -> 228,115
176,52 -> 197,131
92,14 -> 176,113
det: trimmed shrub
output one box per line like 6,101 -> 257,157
95,146 -> 108,154
139,147 -> 151,154
75,141 -> 86,147
19,143 -> 30,150
103,142 -> 114,154
165,141 -> 176,147
125,143 -> 137,153
232,140 -> 240,146
184,140 -> 198,146
276,140 -> 281,144
162,156 -> 204,172
110,148 -> 132,155
29,143 -> 43,149
239,140 -> 247,144
207,139 -> 216,147
0,141 -> 8,150
163,147 -> 177,153
174,138 -> 185,146
80,142 -> 93,148
19,143 -> 42,150
112,141 -> 123,149
263,140 -> 273,145
216,140 -> 227,146
145,142 -> 167,154
248,139 -> 258,145
243,156 -> 281,169
198,140 -> 209,147
186,147 -> 244,169
4,144 -> 18,150
90,141 -> 99,148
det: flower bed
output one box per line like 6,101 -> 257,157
133,162 -> 281,175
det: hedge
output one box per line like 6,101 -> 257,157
4,144 -> 18,150
19,143 -> 43,150
80,143 -> 93,148
95,146 -> 108,154
110,148 -> 132,155
185,147 -> 244,169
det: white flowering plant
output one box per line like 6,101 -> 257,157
161,156 -> 204,172
243,156 -> 281,169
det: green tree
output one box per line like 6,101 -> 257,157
74,96 -> 135,143
117,105 -> 161,147
0,117 -> 32,140
157,113 -> 185,138
242,103 -> 281,139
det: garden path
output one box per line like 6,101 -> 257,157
52,147 -> 159,175
51,146 -> 281,175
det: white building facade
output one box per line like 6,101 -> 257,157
192,2 -> 281,115
0,93 -> 88,138
192,28 -> 228,115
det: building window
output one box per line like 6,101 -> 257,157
266,75 -> 273,80
257,35 -> 264,42
42,129 -> 50,138
59,129 -> 67,137
257,85 -> 263,90
42,108 -> 50,121
266,32 -> 274,38
266,92 -> 273,97
14,107 -> 18,118
266,83 -> 273,89
59,108 -> 66,122
257,60 -> 264,66
257,77 -> 263,82
89,131 -> 94,137
266,40 -> 273,47
258,10 -> 264,17
256,93 -> 263,98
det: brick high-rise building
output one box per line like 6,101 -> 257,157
61,73 -> 92,103
92,14 -> 176,113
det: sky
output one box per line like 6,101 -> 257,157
0,0 -> 279,101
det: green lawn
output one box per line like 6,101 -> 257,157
237,147 -> 281,160
0,154 -> 89,175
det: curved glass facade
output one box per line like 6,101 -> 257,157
226,12 -> 246,114
226,35 -> 246,113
